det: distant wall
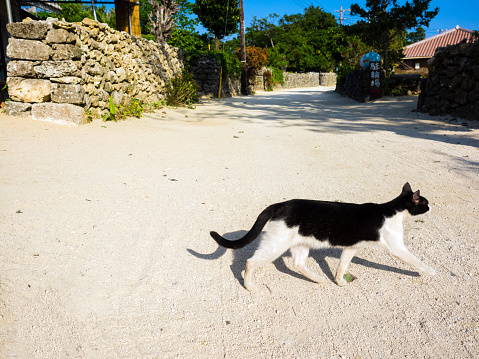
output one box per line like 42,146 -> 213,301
418,41 -> 479,120
253,69 -> 336,92
5,18 -> 183,125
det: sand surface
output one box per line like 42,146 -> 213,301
1,87 -> 478,358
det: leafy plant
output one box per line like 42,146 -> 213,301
270,67 -> 285,86
263,70 -> 273,91
148,99 -> 166,111
102,96 -> 118,122
336,64 -> 358,90
236,46 -> 268,85
165,72 -> 198,107
102,97 -> 146,121
193,0 -> 239,50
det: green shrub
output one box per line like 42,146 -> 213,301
186,50 -> 242,79
165,72 -> 199,107
102,97 -> 146,122
336,64 -> 357,89
270,67 -> 285,86
263,70 -> 273,91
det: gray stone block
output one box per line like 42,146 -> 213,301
5,101 -> 32,116
34,60 -> 80,78
7,77 -> 51,103
51,44 -> 83,60
50,76 -> 82,84
6,21 -> 48,40
45,28 -> 76,44
7,60 -> 36,77
51,83 -> 86,105
6,38 -> 51,60
32,103 -> 87,125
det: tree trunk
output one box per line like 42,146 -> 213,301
215,36 -> 220,51
382,40 -> 390,95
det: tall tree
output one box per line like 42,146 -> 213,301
166,0 -> 207,53
247,14 -> 280,48
149,0 -> 179,42
251,6 -> 339,72
406,25 -> 426,44
350,0 -> 439,77
193,0 -> 240,50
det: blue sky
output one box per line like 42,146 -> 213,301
237,0 -> 478,36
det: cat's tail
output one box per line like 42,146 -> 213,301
210,203 -> 279,249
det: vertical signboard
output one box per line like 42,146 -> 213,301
370,61 -> 381,100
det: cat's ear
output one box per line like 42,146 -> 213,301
402,182 -> 412,193
413,190 -> 421,204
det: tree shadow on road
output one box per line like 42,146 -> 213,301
187,229 -> 419,289
189,89 -> 479,149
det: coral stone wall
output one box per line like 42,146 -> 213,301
253,69 -> 337,92
189,54 -> 241,98
418,41 -> 479,120
5,18 -> 183,124
335,69 -> 386,102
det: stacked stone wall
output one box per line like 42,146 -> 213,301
189,54 -> 240,98
253,69 -> 336,92
418,41 -> 479,120
5,18 -> 183,124
335,69 -> 386,102
388,74 -> 421,95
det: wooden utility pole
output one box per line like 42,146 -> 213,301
335,6 -> 350,26
239,0 -> 247,95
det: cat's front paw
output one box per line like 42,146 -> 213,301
336,277 -> 348,287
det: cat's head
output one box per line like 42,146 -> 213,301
402,182 -> 430,216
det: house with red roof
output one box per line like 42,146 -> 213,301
399,25 -> 474,72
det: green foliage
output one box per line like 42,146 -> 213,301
247,14 -> 280,48
186,50 -> 241,78
148,99 -> 166,111
263,68 -> 285,91
58,1 -> 92,23
34,2 -> 115,29
140,0 -> 154,34
270,67 -> 284,86
193,0 -> 239,50
237,46 -> 268,84
165,72 -> 198,107
103,97 -> 146,121
167,28 -> 209,53
471,30 -> 479,42
336,63 -> 358,90
141,0 -> 197,35
349,0 -> 439,78
246,6 -> 341,72
263,70 -> 273,91
406,26 -> 426,44
95,5 -> 116,29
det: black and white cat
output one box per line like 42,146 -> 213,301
210,183 -> 435,291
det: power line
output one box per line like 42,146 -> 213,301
335,6 -> 350,26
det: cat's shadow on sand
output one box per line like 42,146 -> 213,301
187,230 -> 419,287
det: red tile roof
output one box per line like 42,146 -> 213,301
403,26 -> 474,58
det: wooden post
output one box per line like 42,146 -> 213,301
115,0 -> 141,36
239,0 -> 247,95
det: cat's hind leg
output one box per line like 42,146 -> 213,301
335,247 -> 357,286
290,245 -> 325,284
243,223 -> 292,291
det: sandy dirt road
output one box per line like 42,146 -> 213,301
1,87 -> 478,358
